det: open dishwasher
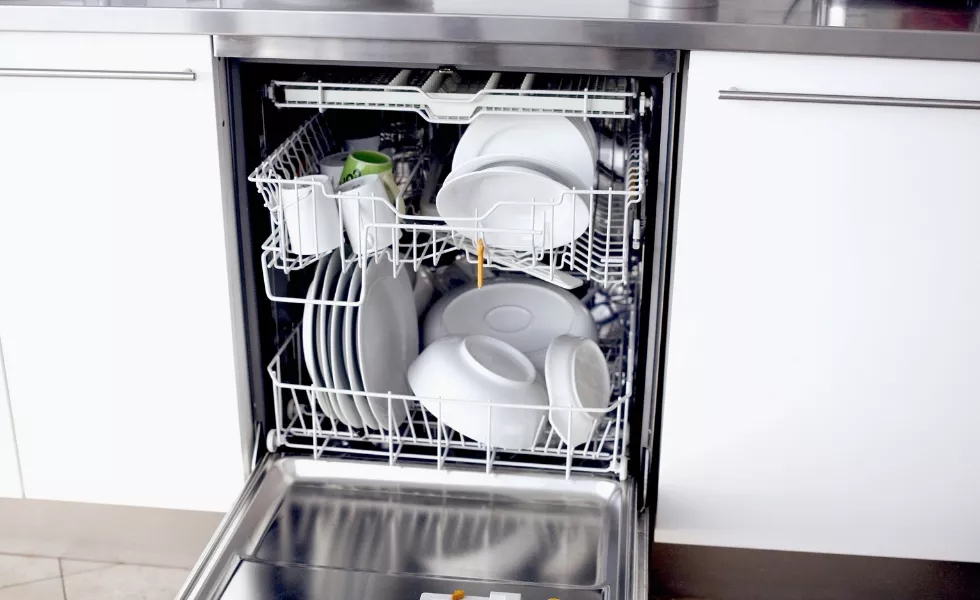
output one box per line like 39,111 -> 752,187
178,58 -> 677,600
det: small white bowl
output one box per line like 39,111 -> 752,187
407,335 -> 548,450
545,335 -> 612,448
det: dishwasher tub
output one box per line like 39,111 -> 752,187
177,59 -> 675,600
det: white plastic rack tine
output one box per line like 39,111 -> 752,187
271,70 -> 635,123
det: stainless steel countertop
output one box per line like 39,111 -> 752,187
1,0 -> 979,62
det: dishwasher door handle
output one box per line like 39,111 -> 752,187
718,89 -> 980,111
0,67 -> 196,82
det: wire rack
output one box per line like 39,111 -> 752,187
248,111 -> 645,305
271,69 -> 639,123
266,281 -> 638,480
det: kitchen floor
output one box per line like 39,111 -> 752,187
0,554 -> 189,600
0,498 -> 223,600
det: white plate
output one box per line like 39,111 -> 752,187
343,266 -> 381,430
446,153 -> 588,190
570,118 -> 598,168
437,166 -> 590,250
357,256 -> 417,430
453,115 -> 596,191
302,254 -> 333,419
328,262 -> 365,428
313,250 -> 343,421
422,279 -> 597,372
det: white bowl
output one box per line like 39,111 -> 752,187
422,279 -> 597,372
545,335 -> 612,448
407,335 -> 549,450
436,165 -> 590,251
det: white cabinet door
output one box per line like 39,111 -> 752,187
0,341 -> 24,498
0,33 -> 246,512
658,51 -> 980,562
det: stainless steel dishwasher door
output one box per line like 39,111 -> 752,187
177,456 -> 646,600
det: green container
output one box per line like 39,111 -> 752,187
340,150 -> 392,183
340,150 -> 401,210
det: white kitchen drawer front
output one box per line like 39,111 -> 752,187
0,32 -> 207,75
657,51 -> 980,562
702,50 -> 980,104
0,33 -> 245,511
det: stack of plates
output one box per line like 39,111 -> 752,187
437,116 -> 598,251
302,250 -> 418,430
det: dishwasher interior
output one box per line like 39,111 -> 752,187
178,61 -> 672,600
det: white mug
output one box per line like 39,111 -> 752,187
318,152 -> 348,189
344,136 -> 381,152
337,174 -> 396,256
278,175 -> 343,256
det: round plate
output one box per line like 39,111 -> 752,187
570,118 -> 598,168
437,166 -> 590,250
302,254 -> 334,419
343,266 -> 380,430
446,153 -> 588,190
313,250 -> 343,420
357,256 -> 416,430
328,262 -> 365,428
422,279 -> 597,372
453,115 -> 595,190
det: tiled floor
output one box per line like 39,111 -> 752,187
0,554 -> 189,600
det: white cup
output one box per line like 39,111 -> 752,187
344,136 -> 381,152
318,152 -> 348,189
278,175 -> 343,256
337,174 -> 397,256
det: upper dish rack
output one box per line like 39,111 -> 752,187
269,69 -> 641,123
248,111 -> 645,306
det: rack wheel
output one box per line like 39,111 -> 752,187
266,429 -> 282,453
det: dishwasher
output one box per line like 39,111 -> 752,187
178,53 -> 678,600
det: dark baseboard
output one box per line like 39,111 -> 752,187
651,543 -> 980,600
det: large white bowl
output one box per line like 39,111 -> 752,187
423,279 -> 597,372
436,166 -> 590,251
452,115 -> 596,193
407,335 -> 549,450
545,335 -> 612,448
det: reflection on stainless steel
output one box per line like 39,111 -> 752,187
219,560 -> 605,600
177,457 -> 639,600
2,0 -> 980,61
718,88 -> 980,109
256,484 -> 606,585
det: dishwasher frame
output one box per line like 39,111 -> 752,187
221,48 -> 679,505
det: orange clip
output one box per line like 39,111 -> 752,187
451,591 -> 465,600
476,239 -> 485,288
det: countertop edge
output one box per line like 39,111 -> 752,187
2,5 -> 980,62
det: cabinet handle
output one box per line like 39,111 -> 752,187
0,68 -> 196,81
718,89 -> 980,111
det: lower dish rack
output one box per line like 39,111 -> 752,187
266,278 -> 638,480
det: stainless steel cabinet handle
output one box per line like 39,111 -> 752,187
718,89 -> 980,111
0,68 -> 196,81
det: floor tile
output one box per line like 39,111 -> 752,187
62,564 -> 188,600
58,559 -> 117,577
0,578 -> 65,600
0,498 -> 222,569
0,554 -> 61,588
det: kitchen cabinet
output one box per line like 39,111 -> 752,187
657,51 -> 980,562
0,341 -> 24,498
0,33 -> 246,512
